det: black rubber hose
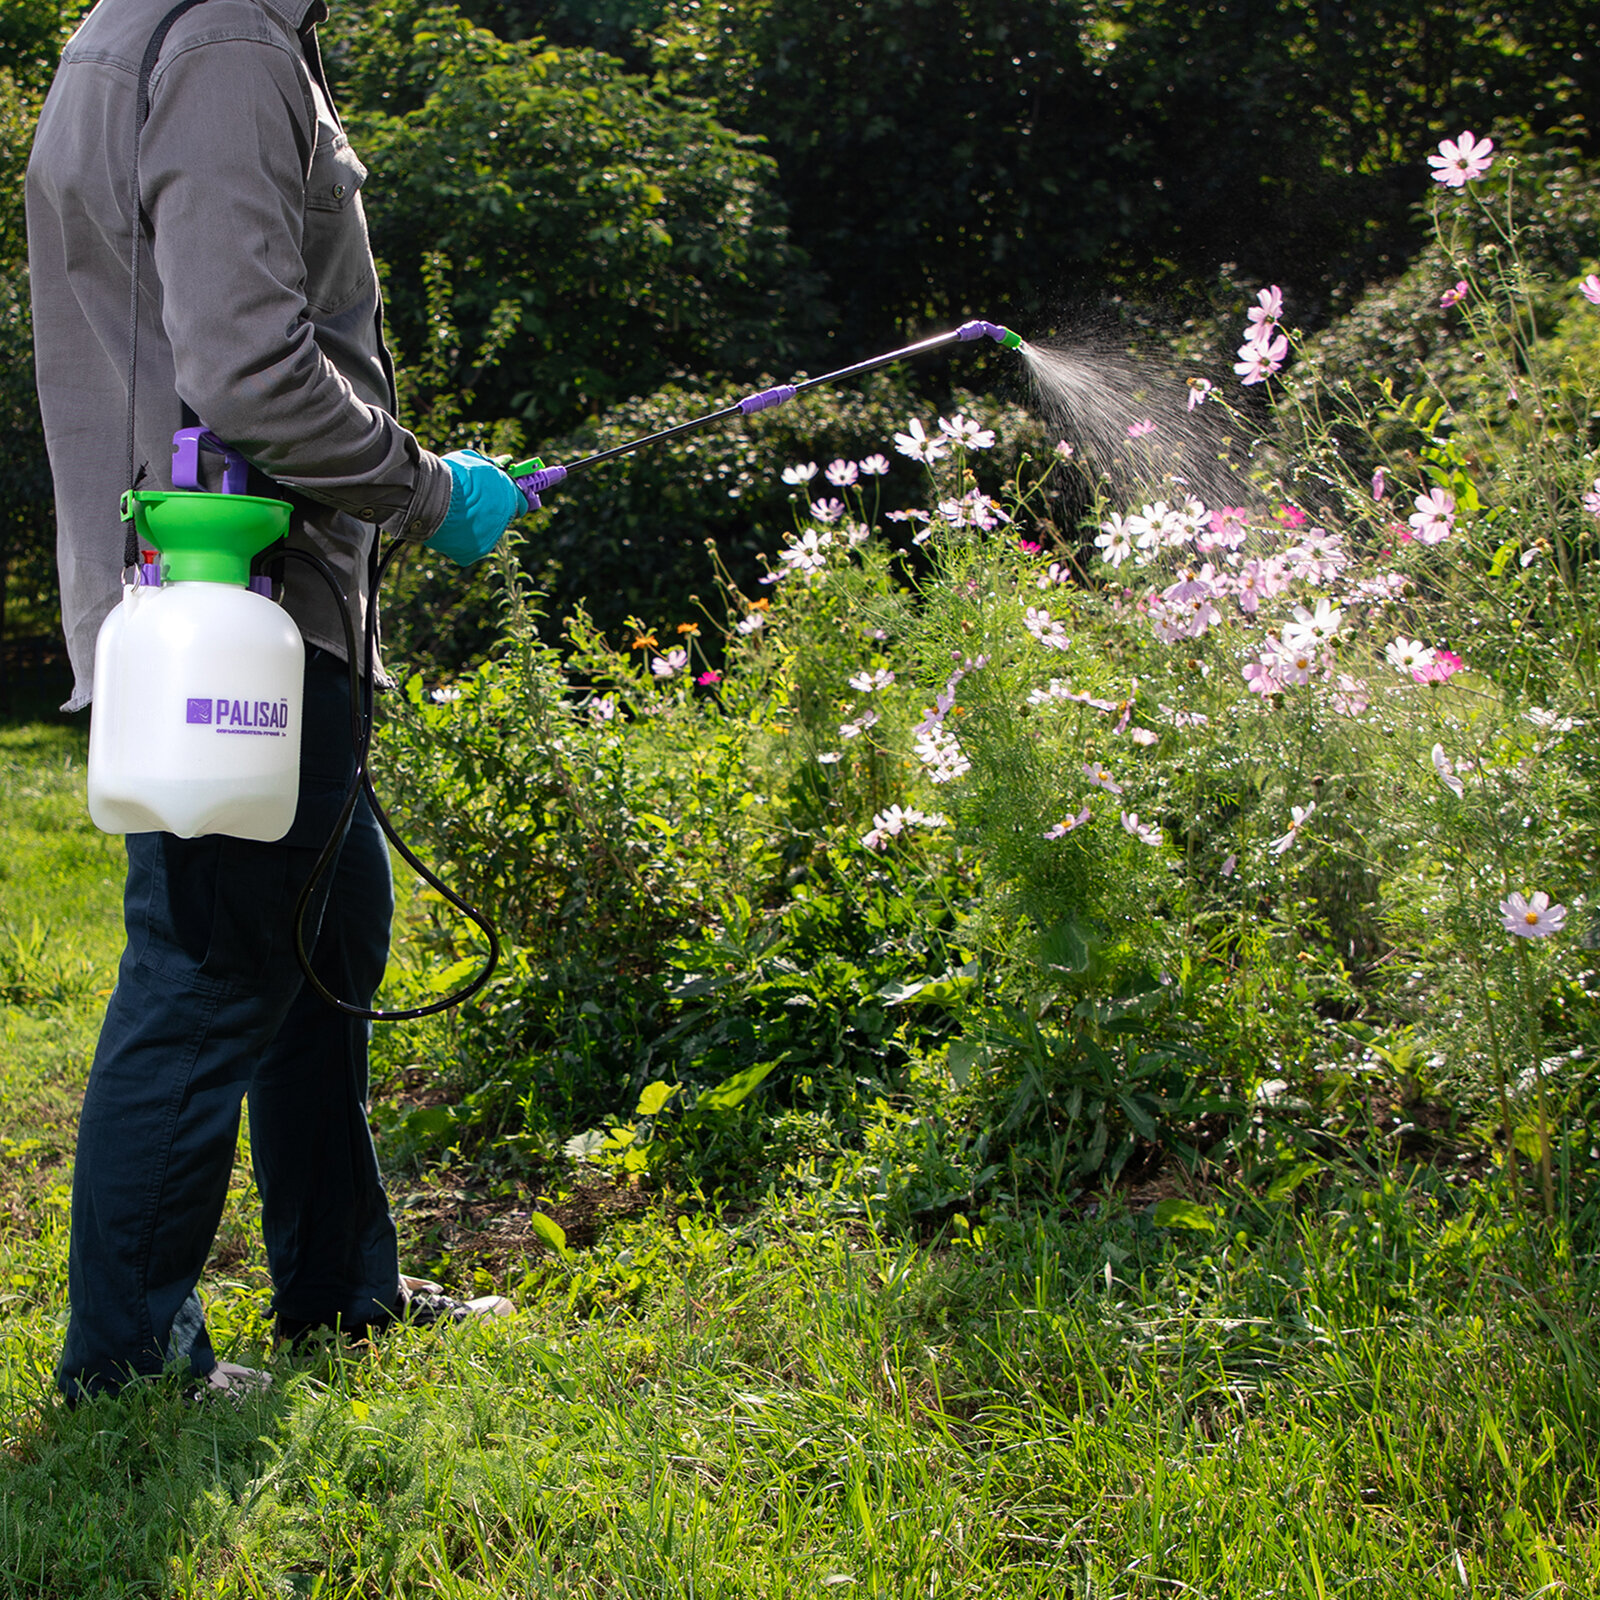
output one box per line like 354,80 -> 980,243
277,540 -> 499,1021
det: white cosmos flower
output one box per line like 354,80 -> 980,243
1385,637 -> 1436,674
1500,890 -> 1567,940
1281,599 -> 1344,651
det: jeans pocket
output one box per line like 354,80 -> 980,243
135,832 -> 294,990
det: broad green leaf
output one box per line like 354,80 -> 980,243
635,1080 -> 679,1117
563,1128 -> 608,1161
528,1211 -> 568,1255
1153,1198 -> 1217,1232
696,1058 -> 779,1112
1266,1160 -> 1323,1202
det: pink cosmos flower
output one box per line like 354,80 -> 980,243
1372,468 -> 1386,501
1055,440 -> 1076,460
825,459 -> 859,487
1583,478 -> 1600,519
1408,487 -> 1456,544
696,669 -> 722,686
1084,761 -> 1123,796
1413,648 -> 1465,684
858,454 -> 891,476
781,462 -> 818,485
1429,131 -> 1495,189
1275,503 -> 1307,530
1582,275 -> 1600,306
1243,654 -> 1282,696
810,497 -> 845,524
1439,280 -> 1469,309
1127,418 -> 1157,439
1235,333 -> 1287,385
1330,674 -> 1369,716
1187,378 -> 1213,410
1431,743 -> 1466,798
1121,811 -> 1163,847
651,647 -> 689,678
1207,507 -> 1250,547
1500,890 -> 1567,940
1245,287 -> 1283,342
1044,805 -> 1092,839
1025,606 -> 1070,650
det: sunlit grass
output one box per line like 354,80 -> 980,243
4,716 -> 1599,1599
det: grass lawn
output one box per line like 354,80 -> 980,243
3,707 -> 1599,1599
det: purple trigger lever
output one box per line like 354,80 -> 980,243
514,462 -> 568,512
171,426 -> 252,495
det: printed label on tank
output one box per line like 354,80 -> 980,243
185,697 -> 291,736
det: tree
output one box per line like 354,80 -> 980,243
646,0 -> 1599,346
324,3 -> 817,436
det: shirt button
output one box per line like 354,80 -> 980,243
360,506 -> 376,520
333,183 -> 346,199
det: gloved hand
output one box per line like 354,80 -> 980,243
425,449 -> 525,566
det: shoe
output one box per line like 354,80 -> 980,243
189,1361 -> 273,1405
395,1274 -> 515,1327
275,1275 -> 514,1348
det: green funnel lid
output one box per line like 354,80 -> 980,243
121,489 -> 291,585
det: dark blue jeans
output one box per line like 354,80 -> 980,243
59,650 -> 401,1399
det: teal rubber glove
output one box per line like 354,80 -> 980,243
425,449 -> 524,566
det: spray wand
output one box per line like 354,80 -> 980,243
506,319 -> 1023,509
296,318 -> 1025,1020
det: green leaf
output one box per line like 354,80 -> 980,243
528,1211 -> 568,1255
635,1080 -> 679,1117
563,1128 -> 608,1161
1266,1160 -> 1323,1203
403,1105 -> 456,1140
946,1039 -> 986,1088
695,1058 -> 779,1112
1037,917 -> 1091,974
1488,539 -> 1519,577
1153,1198 -> 1217,1232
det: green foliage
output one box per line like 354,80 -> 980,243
649,0 -> 1600,348
382,368 -> 1041,672
325,1 -> 811,435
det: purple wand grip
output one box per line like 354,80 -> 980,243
738,385 -> 797,415
171,426 -> 252,494
514,462 -> 567,512
956,320 -> 1007,343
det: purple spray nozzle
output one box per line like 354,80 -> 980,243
738,384 -> 797,415
512,461 -> 568,512
956,320 -> 1025,350
171,426 -> 253,494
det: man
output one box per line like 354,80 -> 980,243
26,0 -> 523,1399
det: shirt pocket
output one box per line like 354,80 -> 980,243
302,131 -> 374,315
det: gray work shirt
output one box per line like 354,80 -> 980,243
26,0 -> 453,710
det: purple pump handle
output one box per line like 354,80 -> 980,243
513,462 -> 568,512
956,320 -> 1008,343
172,426 -> 252,495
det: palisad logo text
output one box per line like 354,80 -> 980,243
186,697 -> 291,736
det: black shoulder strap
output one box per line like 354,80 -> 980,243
123,0 -> 213,567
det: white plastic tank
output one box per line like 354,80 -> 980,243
87,451 -> 305,841
87,576 -> 304,839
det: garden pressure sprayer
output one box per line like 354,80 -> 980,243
85,319 -> 1024,1019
